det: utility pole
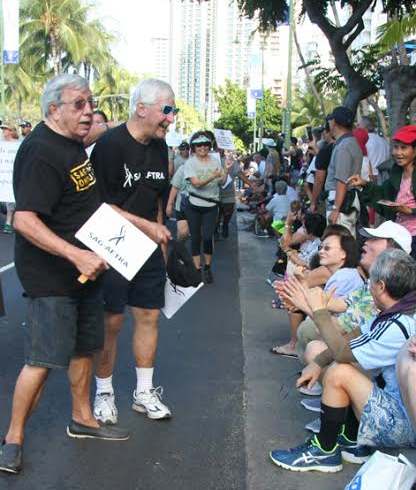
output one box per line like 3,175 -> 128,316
284,0 -> 294,150
258,34 -> 266,149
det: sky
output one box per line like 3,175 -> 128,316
93,0 -> 170,75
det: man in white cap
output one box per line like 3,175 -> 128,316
293,221 -> 413,432
263,138 -> 280,177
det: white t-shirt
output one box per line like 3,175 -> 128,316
266,194 -> 290,221
350,313 -> 416,403
366,133 -> 389,173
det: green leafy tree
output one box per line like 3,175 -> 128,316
213,79 -> 282,149
93,66 -> 138,121
236,0 -> 415,116
175,100 -> 206,137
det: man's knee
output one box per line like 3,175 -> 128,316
304,340 -> 327,364
133,308 -> 160,330
104,313 -> 124,335
323,363 -> 358,388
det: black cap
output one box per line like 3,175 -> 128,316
178,141 -> 190,150
327,106 -> 354,128
19,120 -> 32,128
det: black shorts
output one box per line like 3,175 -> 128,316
175,209 -> 187,221
103,247 -> 166,313
23,290 -> 104,370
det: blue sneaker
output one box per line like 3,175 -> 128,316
338,429 -> 371,464
270,435 -> 343,473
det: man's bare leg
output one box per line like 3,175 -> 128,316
69,355 -> 99,427
95,313 -> 124,378
397,339 -> 416,433
4,365 -> 49,445
131,307 -> 159,367
131,307 -> 170,419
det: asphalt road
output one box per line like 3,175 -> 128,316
0,228 -> 245,490
0,216 -> 415,490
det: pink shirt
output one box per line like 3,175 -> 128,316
396,175 -> 416,236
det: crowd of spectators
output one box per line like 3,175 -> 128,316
215,106 -> 416,477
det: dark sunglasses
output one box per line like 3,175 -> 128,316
61,97 -> 99,111
161,104 -> 179,116
194,142 -> 211,148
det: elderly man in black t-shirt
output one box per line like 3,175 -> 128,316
0,74 -> 137,474
90,79 -> 176,425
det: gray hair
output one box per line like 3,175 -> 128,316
129,78 -> 175,117
369,249 -> 416,299
361,116 -> 376,133
274,180 -> 288,195
41,74 -> 90,117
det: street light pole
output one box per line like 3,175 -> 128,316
284,0 -> 294,150
258,35 -> 265,149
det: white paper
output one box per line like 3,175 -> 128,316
0,140 -> 20,202
75,203 -> 157,281
162,278 -> 204,319
214,129 -> 235,151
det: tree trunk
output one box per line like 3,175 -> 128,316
50,31 -> 62,75
383,65 -> 416,135
304,0 -> 377,115
366,95 -> 388,137
293,25 -> 327,116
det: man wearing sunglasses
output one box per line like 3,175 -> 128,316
0,74 -> 131,475
91,79 -> 174,426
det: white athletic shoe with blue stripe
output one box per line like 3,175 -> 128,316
132,386 -> 172,420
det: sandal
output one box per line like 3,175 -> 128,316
270,344 -> 297,358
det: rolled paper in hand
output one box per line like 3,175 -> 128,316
78,274 -> 88,284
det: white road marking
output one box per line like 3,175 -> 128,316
0,262 -> 15,274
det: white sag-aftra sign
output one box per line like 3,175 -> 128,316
75,203 -> 157,280
162,279 -> 203,319
0,140 -> 20,202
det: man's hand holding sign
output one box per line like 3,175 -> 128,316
75,203 -> 162,283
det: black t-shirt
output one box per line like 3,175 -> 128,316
13,122 -> 101,297
315,143 -> 334,172
91,124 -> 169,221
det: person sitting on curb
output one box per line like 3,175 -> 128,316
270,249 -> 416,473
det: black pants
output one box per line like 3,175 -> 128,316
186,203 -> 218,256
216,202 -> 235,229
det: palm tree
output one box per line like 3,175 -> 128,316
93,65 -> 139,121
377,13 -> 416,56
20,0 -> 114,76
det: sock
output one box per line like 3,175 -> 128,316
136,367 -> 154,393
96,375 -> 114,395
317,403 -> 347,451
342,405 -> 359,442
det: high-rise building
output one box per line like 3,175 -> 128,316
169,0 -> 258,124
150,37 -> 169,81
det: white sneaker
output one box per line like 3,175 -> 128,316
93,392 -> 118,425
301,397 -> 322,413
132,386 -> 172,420
305,417 -> 321,433
298,382 -> 322,396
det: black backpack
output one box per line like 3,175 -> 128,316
166,241 -> 201,287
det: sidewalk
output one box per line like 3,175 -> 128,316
236,213 -> 416,490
